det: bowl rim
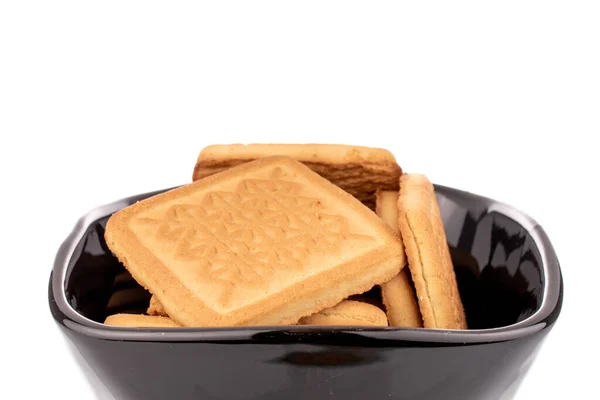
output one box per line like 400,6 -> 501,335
49,184 -> 563,345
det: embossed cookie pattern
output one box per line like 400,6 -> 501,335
131,173 -> 374,312
105,157 -> 405,327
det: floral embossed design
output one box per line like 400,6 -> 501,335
135,177 -> 372,306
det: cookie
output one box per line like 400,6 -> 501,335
148,295 -> 304,325
105,156 -> 405,327
397,174 -> 467,329
298,300 -> 388,326
347,290 -> 385,310
104,314 -> 181,328
147,294 -> 167,316
147,295 -> 302,325
147,293 -> 384,324
376,190 -> 423,328
105,287 -> 151,316
192,144 -> 403,209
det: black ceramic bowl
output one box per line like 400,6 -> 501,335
49,184 -> 563,400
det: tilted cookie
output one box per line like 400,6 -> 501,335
298,300 -> 388,326
147,295 -> 301,325
397,174 -> 467,329
147,294 -> 167,316
192,144 -> 403,209
105,156 -> 405,327
347,290 -> 385,310
147,292 -> 385,324
104,314 -> 181,328
376,190 -> 423,328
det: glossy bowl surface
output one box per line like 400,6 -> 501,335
49,184 -> 563,400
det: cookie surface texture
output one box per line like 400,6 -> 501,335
298,300 -> 388,326
193,144 -> 403,209
104,314 -> 181,328
105,156 -> 405,327
397,174 -> 467,329
147,295 -> 168,316
376,190 -> 423,328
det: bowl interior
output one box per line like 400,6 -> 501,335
64,186 -> 544,330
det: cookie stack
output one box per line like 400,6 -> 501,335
103,144 -> 467,330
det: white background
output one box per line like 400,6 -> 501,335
1,1 -> 598,399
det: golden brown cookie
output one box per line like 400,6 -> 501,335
298,300 -> 388,326
104,314 -> 181,328
376,190 -> 423,328
147,294 -> 302,325
147,295 -> 167,317
192,144 -> 403,209
347,290 -> 385,310
147,292 -> 383,326
397,174 -> 467,329
105,156 -> 405,327
380,273 -> 423,328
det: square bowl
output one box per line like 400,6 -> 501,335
48,184 -> 563,400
